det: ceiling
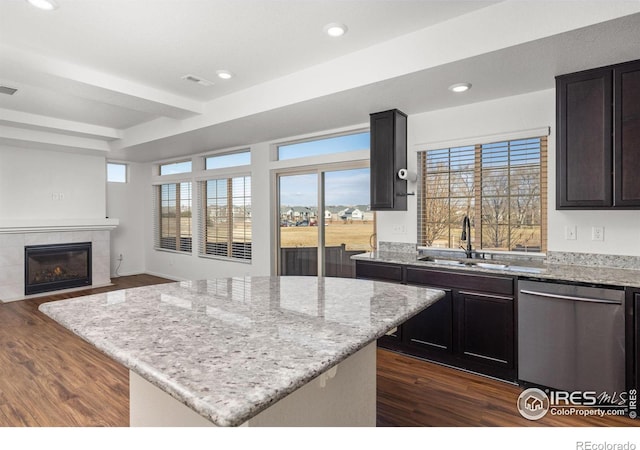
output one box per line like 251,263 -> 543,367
1,0 -> 639,162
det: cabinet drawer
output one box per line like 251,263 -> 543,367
355,261 -> 403,282
406,266 -> 513,296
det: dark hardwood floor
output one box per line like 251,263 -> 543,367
0,274 -> 637,427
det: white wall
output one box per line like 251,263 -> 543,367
0,145 -> 106,220
107,162 -> 146,276
376,89 -> 640,256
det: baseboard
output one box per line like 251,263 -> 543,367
143,270 -> 185,282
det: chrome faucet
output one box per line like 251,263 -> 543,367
460,215 -> 473,258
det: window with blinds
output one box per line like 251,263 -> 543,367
154,182 -> 192,253
418,136 -> 547,253
199,176 -> 252,260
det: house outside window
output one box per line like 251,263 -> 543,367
418,136 -> 547,253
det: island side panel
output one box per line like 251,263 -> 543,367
129,342 -> 376,427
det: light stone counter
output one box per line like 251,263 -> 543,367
39,276 -> 444,427
353,251 -> 640,289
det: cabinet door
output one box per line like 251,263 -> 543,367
455,291 -> 514,369
370,109 -> 407,211
402,288 -> 453,354
614,60 -> 640,207
556,69 -> 613,208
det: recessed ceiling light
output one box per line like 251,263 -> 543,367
26,0 -> 58,11
216,70 -> 233,80
324,23 -> 348,37
448,83 -> 472,93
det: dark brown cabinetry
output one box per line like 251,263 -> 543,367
614,61 -> 640,207
629,290 -> 640,397
369,109 -> 407,211
355,260 -> 516,381
556,59 -> 640,209
405,266 -> 516,380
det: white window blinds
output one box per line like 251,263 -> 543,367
199,176 -> 252,260
154,182 -> 192,253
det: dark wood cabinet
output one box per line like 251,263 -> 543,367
556,59 -> 640,209
356,260 -> 516,381
614,60 -> 640,207
354,260 -> 403,283
402,287 -> 453,353
369,109 -> 407,211
405,266 -> 516,380
455,290 -> 514,371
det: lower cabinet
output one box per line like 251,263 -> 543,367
403,288 -> 453,353
456,290 -> 514,374
355,260 -> 516,381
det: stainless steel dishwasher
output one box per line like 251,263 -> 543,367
518,279 -> 626,395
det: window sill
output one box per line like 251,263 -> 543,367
197,253 -> 252,264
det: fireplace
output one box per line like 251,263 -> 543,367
24,242 -> 92,295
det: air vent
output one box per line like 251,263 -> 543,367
180,74 -> 214,87
0,86 -> 18,96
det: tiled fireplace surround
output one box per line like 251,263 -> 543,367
0,223 -> 116,302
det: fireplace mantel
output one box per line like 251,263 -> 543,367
0,218 -> 119,234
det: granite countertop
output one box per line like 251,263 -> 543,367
39,276 -> 444,426
352,251 -> 640,289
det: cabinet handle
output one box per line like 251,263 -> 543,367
458,291 -> 512,301
519,289 -> 622,305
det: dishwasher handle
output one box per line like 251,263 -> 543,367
519,289 -> 622,305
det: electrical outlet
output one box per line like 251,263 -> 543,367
592,226 -> 604,241
564,225 -> 577,240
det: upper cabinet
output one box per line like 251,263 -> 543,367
556,59 -> 640,209
370,109 -> 408,211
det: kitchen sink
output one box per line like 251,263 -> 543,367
417,255 -> 545,273
418,256 -> 465,265
473,262 -> 508,270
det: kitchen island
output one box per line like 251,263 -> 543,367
39,276 -> 443,427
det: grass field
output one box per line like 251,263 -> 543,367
280,221 -> 375,250
166,217 -> 375,251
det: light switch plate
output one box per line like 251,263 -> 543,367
564,225 -> 577,240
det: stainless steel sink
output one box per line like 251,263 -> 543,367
473,262 -> 508,270
505,265 -> 545,274
433,259 -> 465,266
418,256 -> 465,266
417,255 -> 545,273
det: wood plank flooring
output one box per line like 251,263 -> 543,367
0,274 -> 637,427
0,275 -> 172,426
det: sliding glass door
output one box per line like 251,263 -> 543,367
277,167 -> 374,277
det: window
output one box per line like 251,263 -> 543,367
278,132 -> 369,161
155,182 -> 192,252
205,151 -> 250,170
107,162 -> 127,183
418,136 -> 547,253
200,176 -> 251,260
159,160 -> 192,176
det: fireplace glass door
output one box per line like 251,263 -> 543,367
24,242 -> 92,295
